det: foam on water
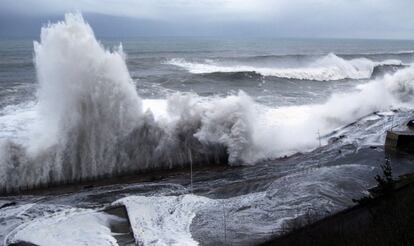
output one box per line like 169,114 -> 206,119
110,164 -> 375,245
115,195 -> 213,246
5,209 -> 119,246
3,162 -> 371,246
167,54 -> 403,81
0,102 -> 36,143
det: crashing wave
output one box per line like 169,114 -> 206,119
0,13 -> 264,192
1,13 -> 414,192
167,54 -> 404,81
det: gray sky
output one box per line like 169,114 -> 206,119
1,0 -> 414,39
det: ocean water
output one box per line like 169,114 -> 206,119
70,37 -> 414,105
2,34 -> 414,109
2,13 -> 414,245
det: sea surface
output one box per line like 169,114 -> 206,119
1,14 -> 414,245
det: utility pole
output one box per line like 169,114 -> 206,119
189,149 -> 193,194
318,129 -> 322,148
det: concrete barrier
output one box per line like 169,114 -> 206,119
385,130 -> 414,153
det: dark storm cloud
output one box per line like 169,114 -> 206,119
1,0 -> 414,39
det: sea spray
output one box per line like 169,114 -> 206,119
0,13 -> 262,192
31,13 -> 144,182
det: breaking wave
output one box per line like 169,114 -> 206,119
0,14 -> 254,192
229,50 -> 414,60
167,54 -> 404,81
1,13 -> 414,192
356,50 -> 414,56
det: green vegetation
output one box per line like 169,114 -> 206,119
353,157 -> 395,205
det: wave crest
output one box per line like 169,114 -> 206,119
167,54 -> 403,81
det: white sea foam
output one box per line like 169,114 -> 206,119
3,164 -> 372,245
1,164 -> 375,245
5,209 -> 119,246
0,102 -> 36,143
115,195 -> 214,246
167,54 -> 402,81
112,164 -> 375,245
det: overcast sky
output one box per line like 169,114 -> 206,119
1,0 -> 414,39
